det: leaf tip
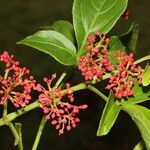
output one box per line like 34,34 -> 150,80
96,128 -> 107,137
16,40 -> 24,45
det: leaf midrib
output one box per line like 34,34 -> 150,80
24,39 -> 76,56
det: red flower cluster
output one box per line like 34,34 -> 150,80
0,51 -> 36,107
35,74 -> 88,135
106,51 -> 143,99
78,32 -> 114,80
78,31 -> 143,99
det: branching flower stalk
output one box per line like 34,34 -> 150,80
32,71 -> 69,149
0,0 -> 150,149
0,35 -> 148,149
0,51 -> 146,126
35,74 -> 88,135
78,32 -> 143,99
0,51 -> 37,150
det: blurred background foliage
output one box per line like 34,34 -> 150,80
0,0 -> 149,149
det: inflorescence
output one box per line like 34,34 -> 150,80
78,32 -> 114,80
35,74 -> 88,135
0,51 -> 88,135
0,51 -> 36,107
106,51 -> 143,99
78,32 -> 143,99
0,30 -> 143,135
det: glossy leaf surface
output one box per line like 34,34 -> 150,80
17,30 -> 77,66
73,0 -> 128,57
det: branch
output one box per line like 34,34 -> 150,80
0,101 -> 40,126
32,117 -> 47,150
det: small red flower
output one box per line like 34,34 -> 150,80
122,9 -> 130,20
35,74 -> 88,135
106,51 -> 143,99
0,51 -> 36,107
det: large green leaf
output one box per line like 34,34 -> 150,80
120,22 -> 139,53
121,80 -> 150,105
73,0 -> 128,57
17,30 -> 77,66
97,91 -> 121,136
142,63 -> 150,86
108,36 -> 126,65
123,104 -> 150,150
51,20 -> 76,45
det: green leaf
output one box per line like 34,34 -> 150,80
120,22 -> 139,53
97,91 -> 121,136
73,0 -> 128,57
108,36 -> 126,65
17,30 -> 77,66
133,140 -> 145,150
121,80 -> 150,105
51,20 -> 76,45
123,104 -> 150,150
142,63 -> 150,86
109,36 -> 126,52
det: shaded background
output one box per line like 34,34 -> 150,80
0,0 -> 150,149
